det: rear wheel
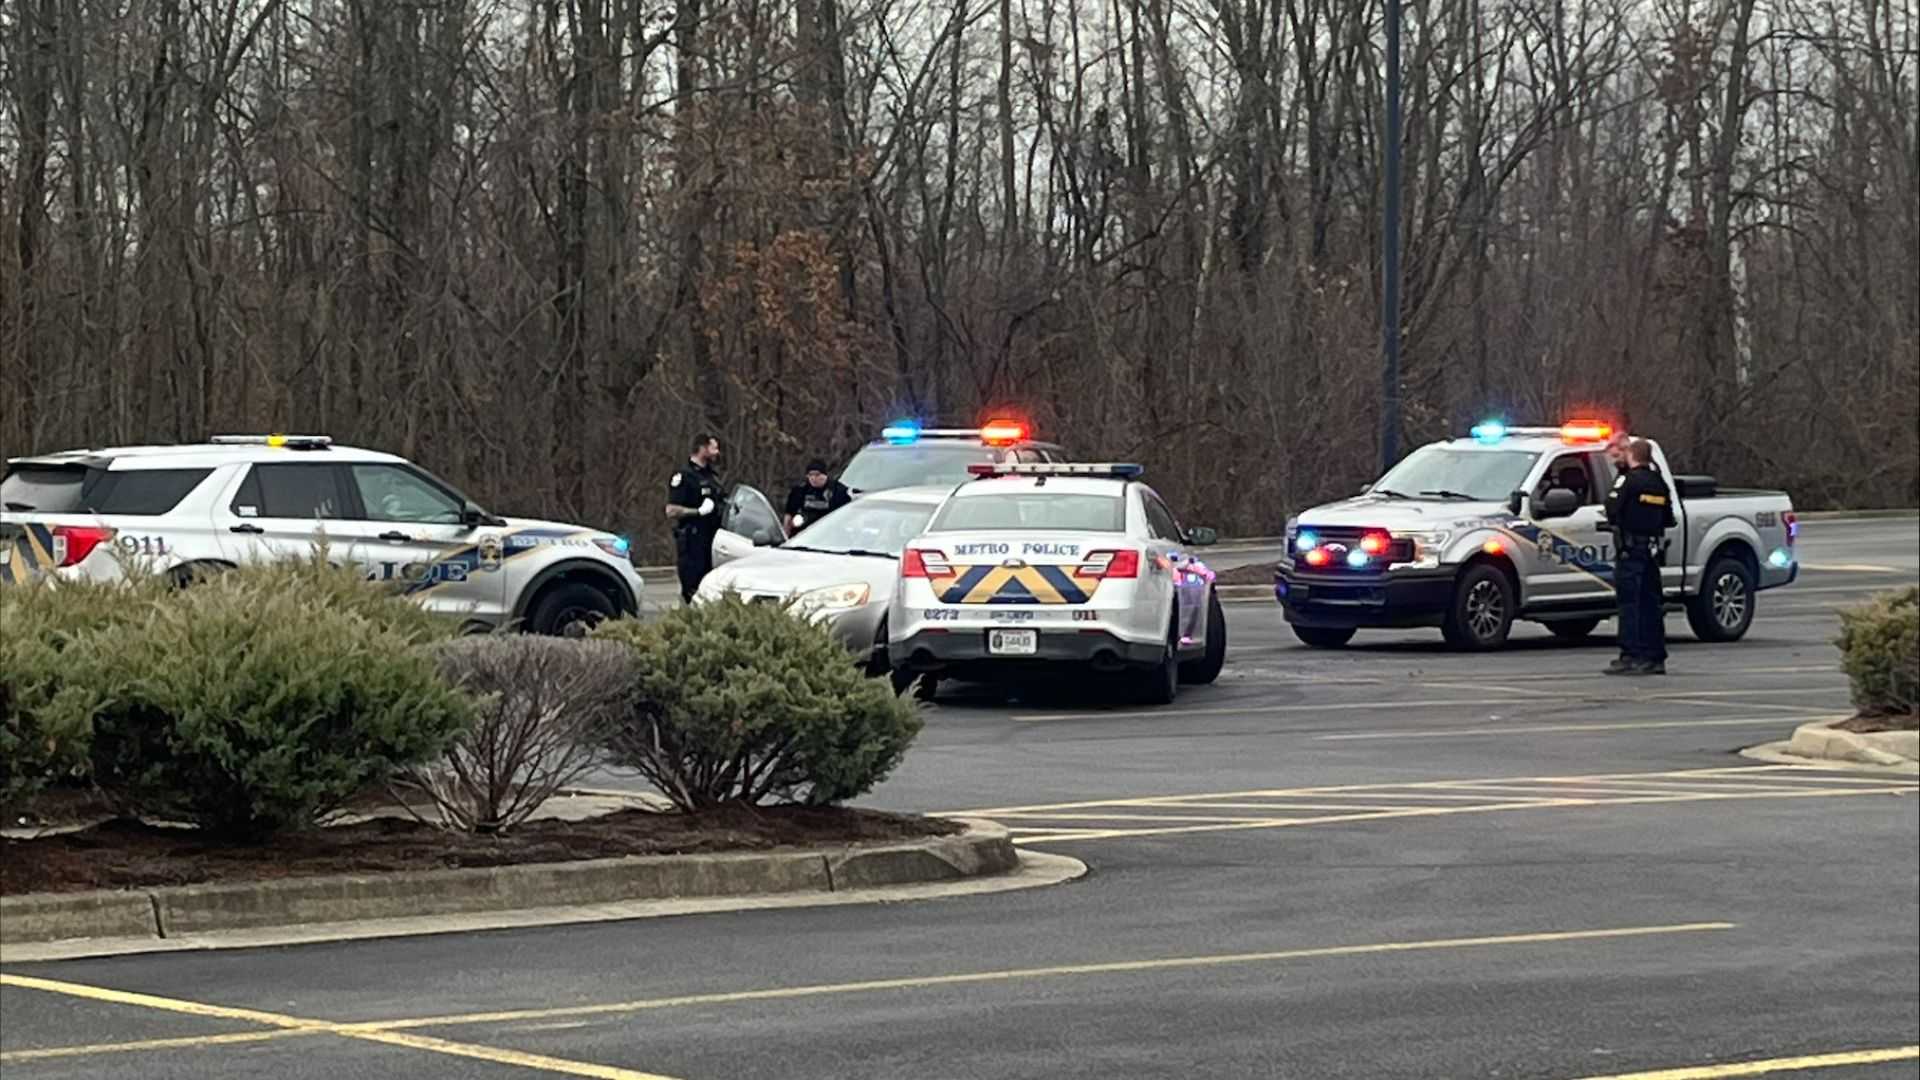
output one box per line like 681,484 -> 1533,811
1442,563 -> 1515,650
527,581 -> 617,637
1544,617 -> 1602,641
1292,625 -> 1356,649
1687,554 -> 1756,642
1179,592 -> 1227,685
1135,613 -> 1180,705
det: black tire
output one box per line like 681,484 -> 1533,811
167,561 -> 233,588
1135,613 -> 1180,705
1545,617 -> 1602,641
1687,553 -> 1756,642
1442,562 -> 1515,650
1179,592 -> 1228,685
527,581 -> 618,637
1292,625 -> 1357,649
889,667 -> 919,696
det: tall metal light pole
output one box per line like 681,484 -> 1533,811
1379,0 -> 1404,473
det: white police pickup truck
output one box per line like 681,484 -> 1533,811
1276,421 -> 1799,650
0,435 -> 645,636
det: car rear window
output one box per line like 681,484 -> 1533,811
1,465 -> 93,513
840,444 -> 996,492
931,492 -> 1125,532
87,469 -> 214,516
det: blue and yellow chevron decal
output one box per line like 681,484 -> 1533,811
931,563 -> 1102,605
0,524 -> 58,586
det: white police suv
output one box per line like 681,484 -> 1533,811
0,435 -> 644,635
888,463 -> 1225,704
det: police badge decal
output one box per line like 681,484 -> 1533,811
478,533 -> 504,572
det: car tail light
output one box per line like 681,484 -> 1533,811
53,525 -> 117,567
902,548 -> 951,578
1077,550 -> 1140,578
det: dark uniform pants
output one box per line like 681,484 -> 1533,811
1614,544 -> 1667,663
675,527 -> 714,603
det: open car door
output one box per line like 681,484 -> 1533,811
712,484 -> 786,565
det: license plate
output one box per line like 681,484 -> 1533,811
988,629 -> 1037,655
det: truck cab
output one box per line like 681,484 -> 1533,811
1276,420 -> 1799,650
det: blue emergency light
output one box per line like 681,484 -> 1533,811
1470,420 -> 1507,443
1294,530 -> 1320,553
881,421 -> 921,445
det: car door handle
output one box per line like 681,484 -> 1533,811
378,531 -> 412,542
229,523 -> 263,534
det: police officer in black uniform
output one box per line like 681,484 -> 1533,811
785,458 -> 851,533
1604,438 -> 1677,675
665,434 -> 725,603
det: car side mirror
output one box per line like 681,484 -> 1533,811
1507,490 -> 1525,516
1186,526 -> 1218,547
1358,483 -> 1373,495
1536,489 -> 1580,519
461,505 -> 503,528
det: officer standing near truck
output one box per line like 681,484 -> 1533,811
665,434 -> 725,603
1604,438 -> 1677,675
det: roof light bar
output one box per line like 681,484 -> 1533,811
1469,420 -> 1507,443
1559,419 -> 1614,443
979,418 -> 1029,446
209,434 -> 333,449
966,462 -> 1143,479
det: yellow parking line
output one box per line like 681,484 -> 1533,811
350,923 -> 1736,1031
1,1030 -> 305,1062
0,974 -> 681,1079
1000,786 -> 1913,845
1562,1044 -> 1919,1078
1317,715 -> 1840,741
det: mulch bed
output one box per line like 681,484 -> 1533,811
1,805 -> 961,897
1834,712 -> 1920,734
1214,561 -> 1278,587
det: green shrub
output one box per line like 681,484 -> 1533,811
204,550 -> 463,645
54,582 -> 475,840
1835,585 -> 1918,718
1,577 -> 171,805
595,598 -> 922,810
394,635 -> 637,833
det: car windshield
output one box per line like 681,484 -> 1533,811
787,500 -> 936,557
1373,447 -> 1540,502
931,492 -> 1126,532
840,444 -> 994,492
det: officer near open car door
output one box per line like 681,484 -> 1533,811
785,458 -> 851,533
665,434 -> 725,603
1604,438 -> 1677,675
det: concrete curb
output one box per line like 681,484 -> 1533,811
1796,509 -> 1918,521
1,818 -> 1018,948
1783,718 -> 1919,768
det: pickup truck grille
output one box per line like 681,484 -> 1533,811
1294,527 -> 1414,570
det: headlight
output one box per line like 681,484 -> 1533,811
592,535 -> 632,560
1399,530 -> 1452,569
792,583 -> 871,612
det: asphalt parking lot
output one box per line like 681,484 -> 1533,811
3,517 -> 1916,1080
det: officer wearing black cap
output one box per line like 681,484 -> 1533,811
784,458 -> 851,533
1604,438 -> 1677,675
665,434 -> 724,603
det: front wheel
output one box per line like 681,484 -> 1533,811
527,581 -> 617,637
1292,625 -> 1356,649
1687,554 -> 1756,642
1442,563 -> 1515,650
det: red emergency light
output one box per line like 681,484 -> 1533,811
979,418 -> 1028,446
1559,419 -> 1614,443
